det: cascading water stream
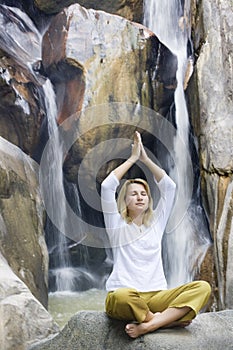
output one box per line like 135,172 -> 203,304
41,81 -> 104,292
42,79 -> 76,291
144,0 -> 211,286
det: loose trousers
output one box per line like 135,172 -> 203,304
105,280 -> 211,323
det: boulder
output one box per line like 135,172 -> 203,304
0,253 -> 59,350
42,3 -> 177,184
188,0 -> 233,309
0,136 -> 48,307
42,3 -> 176,119
196,0 -> 232,175
29,310 -> 233,350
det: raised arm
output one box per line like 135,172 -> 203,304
113,131 -> 141,181
138,132 -> 165,182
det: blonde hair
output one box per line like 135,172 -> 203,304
117,178 -> 153,226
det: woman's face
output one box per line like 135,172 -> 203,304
125,183 -> 149,216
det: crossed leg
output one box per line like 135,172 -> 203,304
106,281 -> 211,339
125,306 -> 192,338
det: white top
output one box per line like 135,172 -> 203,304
101,171 -> 176,292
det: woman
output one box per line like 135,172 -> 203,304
101,131 -> 211,338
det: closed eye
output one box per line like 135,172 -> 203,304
130,191 -> 147,196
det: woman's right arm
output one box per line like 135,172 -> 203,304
101,171 -> 122,229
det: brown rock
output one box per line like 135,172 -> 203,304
0,6 -> 46,156
42,4 -> 177,185
0,136 -> 48,308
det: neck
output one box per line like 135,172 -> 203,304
130,213 -> 144,226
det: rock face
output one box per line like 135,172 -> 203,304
29,310 -> 233,350
0,136 -> 48,307
0,253 -> 59,350
42,3 -> 177,184
0,4 -> 46,156
188,0 -> 233,309
42,3 -> 176,117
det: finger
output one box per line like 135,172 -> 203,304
134,131 -> 141,144
135,131 -> 141,142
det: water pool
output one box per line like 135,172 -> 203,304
48,289 -> 107,328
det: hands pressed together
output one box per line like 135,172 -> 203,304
113,131 -> 164,182
131,131 -> 148,164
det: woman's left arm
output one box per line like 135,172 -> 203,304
138,133 -> 165,182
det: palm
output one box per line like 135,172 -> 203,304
139,145 -> 148,162
132,131 -> 148,163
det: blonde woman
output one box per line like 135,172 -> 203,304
101,131 -> 211,338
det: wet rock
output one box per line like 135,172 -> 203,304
0,5 -> 46,156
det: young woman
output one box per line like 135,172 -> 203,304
101,131 -> 211,338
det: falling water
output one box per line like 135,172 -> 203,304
42,79 -> 75,291
41,80 -> 103,292
144,0 -> 211,286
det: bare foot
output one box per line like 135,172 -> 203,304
125,313 -> 160,338
125,322 -> 148,338
125,314 -> 192,338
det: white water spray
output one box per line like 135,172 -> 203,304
144,0 -> 211,286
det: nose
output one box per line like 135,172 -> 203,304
137,194 -> 143,201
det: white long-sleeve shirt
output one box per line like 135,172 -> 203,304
101,171 -> 176,292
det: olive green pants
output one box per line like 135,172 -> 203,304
105,281 -> 211,323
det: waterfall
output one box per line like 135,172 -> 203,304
41,79 -> 75,291
40,80 -> 107,292
144,0 -> 211,286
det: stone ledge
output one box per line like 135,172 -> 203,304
29,310 -> 233,350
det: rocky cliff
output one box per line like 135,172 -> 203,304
188,0 -> 233,309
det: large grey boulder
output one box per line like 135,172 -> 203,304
0,253 -> 59,350
29,310 -> 233,350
